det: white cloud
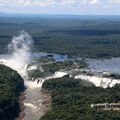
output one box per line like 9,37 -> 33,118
103,0 -> 120,8
76,0 -> 100,6
0,0 -> 100,7
90,0 -> 99,5
60,0 -> 77,5
0,0 -> 120,8
109,0 -> 120,4
0,0 -> 56,7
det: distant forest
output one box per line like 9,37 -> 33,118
0,15 -> 120,58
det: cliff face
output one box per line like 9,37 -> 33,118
0,64 -> 25,120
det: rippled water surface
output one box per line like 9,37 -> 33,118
24,86 -> 47,120
87,58 -> 120,73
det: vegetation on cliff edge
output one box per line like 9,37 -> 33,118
0,64 -> 25,120
41,77 -> 120,120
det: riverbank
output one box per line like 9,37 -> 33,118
15,92 -> 26,120
41,89 -> 51,114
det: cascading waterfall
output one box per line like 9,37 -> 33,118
0,31 -> 48,120
1,31 -> 120,120
0,31 -> 44,88
75,74 -> 120,88
0,31 -> 32,78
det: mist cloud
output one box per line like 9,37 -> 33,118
0,31 -> 33,78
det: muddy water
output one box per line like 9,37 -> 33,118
24,82 -> 50,120
22,79 -> 51,120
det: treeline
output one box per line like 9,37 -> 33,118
0,64 -> 25,120
41,77 -> 120,120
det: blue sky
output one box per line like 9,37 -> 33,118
0,0 -> 120,15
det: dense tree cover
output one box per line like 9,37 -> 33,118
41,77 -> 120,120
0,64 -> 25,120
1,16 -> 120,58
42,61 -> 74,73
42,60 -> 88,73
28,69 -> 46,80
28,60 -> 88,80
103,73 -> 120,79
35,57 -> 55,63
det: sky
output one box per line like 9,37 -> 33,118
0,0 -> 120,15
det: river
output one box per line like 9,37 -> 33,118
23,82 -> 50,120
87,57 -> 120,73
1,52 -> 120,119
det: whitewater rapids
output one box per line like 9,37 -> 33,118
75,74 -> 120,88
0,31 -> 50,120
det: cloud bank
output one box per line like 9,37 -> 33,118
0,0 -> 119,7
0,0 -> 120,15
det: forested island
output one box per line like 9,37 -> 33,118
0,64 -> 25,120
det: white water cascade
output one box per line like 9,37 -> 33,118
75,74 -> 120,88
0,31 -> 48,120
0,31 -> 31,78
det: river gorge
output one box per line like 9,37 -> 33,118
0,31 -> 120,120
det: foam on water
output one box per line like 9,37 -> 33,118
24,103 -> 37,110
0,31 -> 42,89
0,31 -> 48,120
75,74 -> 120,88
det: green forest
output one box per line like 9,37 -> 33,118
1,15 -> 120,120
0,64 -> 24,120
41,77 -> 120,120
1,15 -> 120,58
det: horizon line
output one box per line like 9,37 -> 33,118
1,12 -> 120,16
